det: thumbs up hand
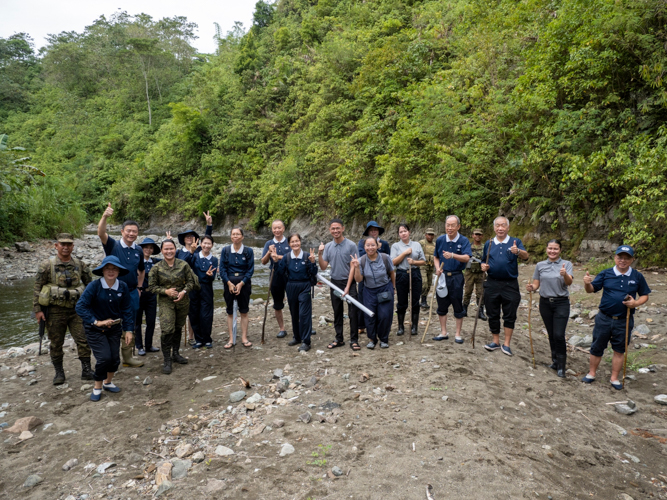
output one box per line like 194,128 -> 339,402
583,271 -> 593,285
559,263 -> 567,277
318,241 -> 325,254
510,240 -> 519,255
103,202 -> 113,219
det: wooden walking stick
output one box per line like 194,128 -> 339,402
622,301 -> 631,386
528,290 -> 536,368
261,266 -> 276,345
471,241 -> 492,349
422,263 -> 444,343
408,265 -> 413,341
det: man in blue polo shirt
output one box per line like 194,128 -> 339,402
432,215 -> 471,343
582,245 -> 650,389
97,203 -> 145,368
480,216 -> 529,356
261,220 -> 292,339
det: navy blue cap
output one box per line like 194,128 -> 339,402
363,221 -> 385,236
138,237 -> 161,256
93,255 -> 129,277
615,245 -> 635,257
177,230 -> 200,247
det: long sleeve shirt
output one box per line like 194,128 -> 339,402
185,251 -> 218,284
147,259 -> 197,296
219,244 -> 254,284
32,256 -> 93,313
76,278 -> 134,331
140,257 -> 162,289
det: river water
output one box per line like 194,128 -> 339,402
0,235 -> 274,349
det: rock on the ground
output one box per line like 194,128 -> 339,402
623,452 -> 640,463
142,376 -> 152,385
332,466 -> 343,476
62,458 -> 78,471
619,494 -> 635,500
80,384 -> 92,392
569,309 -> 580,319
615,400 -> 638,415
246,393 -> 262,404
96,462 -> 115,473
607,423 -> 627,436
215,445 -> 235,456
16,362 -> 34,377
23,475 -> 42,488
303,375 -> 318,388
171,459 -> 191,480
299,412 -> 312,424
7,416 -> 43,433
15,242 -> 32,252
155,480 -> 174,497
273,419 -> 285,428
588,309 -> 599,319
230,390 -> 246,403
633,324 -> 651,335
654,394 -> 667,405
279,443 -> 295,456
192,451 -> 206,463
273,368 -> 283,379
155,462 -> 172,485
19,430 -> 34,440
204,478 -> 227,493
174,443 -> 194,459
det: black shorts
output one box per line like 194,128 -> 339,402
223,277 -> 252,314
436,273 -> 465,318
271,272 -> 287,310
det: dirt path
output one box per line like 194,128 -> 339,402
1,263 -> 666,500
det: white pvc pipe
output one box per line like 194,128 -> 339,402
317,274 -> 375,318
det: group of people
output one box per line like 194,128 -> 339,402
32,208 -> 651,402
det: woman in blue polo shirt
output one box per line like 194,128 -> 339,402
220,227 -> 254,348
526,240 -> 573,378
185,235 -> 218,349
76,256 -> 134,402
272,233 -> 317,351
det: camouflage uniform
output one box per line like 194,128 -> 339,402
33,255 -> 93,364
419,234 -> 436,299
148,258 -> 196,370
464,243 -> 484,307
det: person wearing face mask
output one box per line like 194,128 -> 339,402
76,256 -> 134,401
185,235 -> 218,349
97,203 -> 144,368
148,239 -> 197,374
271,234 -> 317,351
352,237 -> 396,349
390,223 -> 425,336
261,220 -> 291,339
526,240 -> 573,378
220,227 -> 255,348
135,237 -> 161,356
481,216 -> 529,356
356,221 -> 391,338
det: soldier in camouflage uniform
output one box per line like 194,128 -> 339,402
33,233 -> 94,384
147,239 -> 197,374
419,228 -> 436,309
463,228 -> 487,320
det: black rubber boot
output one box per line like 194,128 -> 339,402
557,355 -> 567,378
462,303 -> 469,318
171,332 -> 189,364
80,358 -> 94,380
162,338 -> 172,374
478,305 -> 488,321
396,312 -> 405,336
52,359 -> 66,385
411,310 -> 420,335
420,296 -> 428,309
548,350 -> 557,370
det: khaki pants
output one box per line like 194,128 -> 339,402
421,262 -> 435,298
463,271 -> 484,306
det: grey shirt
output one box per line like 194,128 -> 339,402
390,240 -> 425,271
360,253 -> 394,289
322,238 -> 358,281
532,258 -> 573,298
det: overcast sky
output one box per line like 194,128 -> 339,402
0,0 -> 257,54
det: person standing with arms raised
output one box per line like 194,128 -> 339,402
135,237 -> 161,356
185,235 -> 218,349
319,218 -> 360,350
357,221 -> 391,337
481,216 -> 529,356
526,240 -> 573,377
391,224 -> 425,336
97,203 -> 144,368
220,227 -> 255,348
582,245 -> 650,389
261,220 -> 292,339
432,216 -> 471,343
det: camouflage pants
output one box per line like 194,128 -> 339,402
421,262 -> 435,298
157,297 -> 190,344
463,271 -> 484,306
46,305 -> 91,363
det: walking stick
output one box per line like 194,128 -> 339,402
184,319 -> 188,347
528,290 -> 535,368
408,265 -> 413,341
422,263 -> 444,343
623,303 -> 631,386
471,241 -> 492,349
261,267 -> 276,345
232,300 -> 238,348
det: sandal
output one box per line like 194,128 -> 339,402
327,341 -> 345,349
224,342 -> 234,349
242,341 -> 253,348
350,342 -> 361,351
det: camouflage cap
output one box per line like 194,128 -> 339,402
472,228 -> 484,235
425,228 -> 436,235
56,233 -> 74,243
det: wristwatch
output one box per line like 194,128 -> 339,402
93,320 -> 98,326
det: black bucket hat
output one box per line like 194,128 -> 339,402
362,221 -> 385,237
138,237 -> 161,256
177,230 -> 200,247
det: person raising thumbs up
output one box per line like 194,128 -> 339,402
481,216 -> 529,356
529,240 -> 573,377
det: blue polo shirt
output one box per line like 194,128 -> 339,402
277,250 -> 318,283
434,233 -> 472,273
186,251 -> 219,284
482,236 -> 526,280
102,237 -> 145,291
219,244 -> 254,284
141,257 -> 162,289
357,238 -> 390,257
76,278 -> 135,331
262,237 -> 291,270
176,225 -> 213,261
591,266 -> 651,317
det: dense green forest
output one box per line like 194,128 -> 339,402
1,0 -> 667,260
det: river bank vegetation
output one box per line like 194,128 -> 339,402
1,0 -> 666,261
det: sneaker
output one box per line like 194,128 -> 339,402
484,342 -> 501,351
102,382 -> 121,393
454,337 -> 464,344
137,348 -> 146,356
90,389 -> 102,402
581,375 -> 596,384
287,339 -> 300,346
610,380 -> 623,390
311,329 -> 317,336
366,341 -> 376,349
188,339 -> 196,346
277,330 -> 287,338
298,343 -> 311,352
380,342 -> 389,349
147,346 -> 160,352
432,335 -> 448,341
501,345 -> 513,356
205,343 -> 213,349
192,343 -> 203,349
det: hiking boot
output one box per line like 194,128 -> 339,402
171,332 -> 189,364
420,296 -> 428,309
478,306 -> 487,321
80,357 -> 94,380
52,359 -> 66,385
396,312 -> 405,336
556,355 -> 567,378
161,339 -> 172,374
411,310 -> 419,335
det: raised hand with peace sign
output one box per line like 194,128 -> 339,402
308,248 -> 316,263
204,211 -> 213,226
